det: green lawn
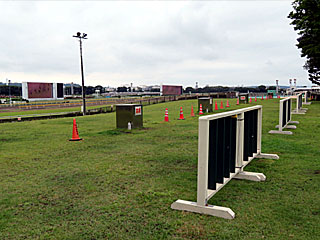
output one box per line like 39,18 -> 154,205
0,99 -> 319,239
0,105 -> 110,118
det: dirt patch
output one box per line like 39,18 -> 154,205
305,169 -> 320,175
97,129 -> 133,135
175,220 -> 207,239
256,158 -> 275,164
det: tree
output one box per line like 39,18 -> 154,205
95,85 -> 105,93
117,86 -> 128,92
184,87 -> 195,93
0,85 -> 22,96
85,86 -> 95,95
257,85 -> 267,92
288,0 -> 320,85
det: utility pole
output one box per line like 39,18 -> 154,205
73,32 -> 88,115
6,78 -> 12,106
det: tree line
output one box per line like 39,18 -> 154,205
0,85 -> 106,96
184,85 -> 274,93
116,85 -> 274,93
0,84 -> 275,97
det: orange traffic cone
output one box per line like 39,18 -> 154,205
277,95 -> 280,99
226,100 -> 230,107
164,108 -> 169,122
191,105 -> 195,117
255,96 -> 257,102
178,107 -> 185,120
69,118 -> 82,141
220,101 -> 224,109
199,104 -> 203,115
249,97 -> 252,103
215,101 -> 219,110
236,98 -> 239,105
262,95 -> 264,100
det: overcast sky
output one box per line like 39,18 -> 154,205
0,1 -> 310,88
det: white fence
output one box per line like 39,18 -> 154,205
292,93 -> 307,114
171,105 -> 279,219
269,97 -> 299,135
303,91 -> 311,105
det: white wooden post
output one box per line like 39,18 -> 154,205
279,101 -> 283,132
196,119 -> 209,206
257,107 -> 262,153
236,112 -> 244,168
303,91 -> 311,105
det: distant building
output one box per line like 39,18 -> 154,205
104,87 -> 116,92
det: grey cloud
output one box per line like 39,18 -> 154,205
0,1 -> 310,87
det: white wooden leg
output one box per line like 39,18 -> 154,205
289,120 -> 299,124
268,130 -> 293,135
255,153 -> 279,160
234,171 -> 266,182
171,200 -> 235,219
292,110 -> 305,115
275,125 -> 296,129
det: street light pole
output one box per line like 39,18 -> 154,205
6,78 -> 12,106
79,38 -> 86,115
73,32 -> 88,116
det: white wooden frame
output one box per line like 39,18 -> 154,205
292,93 -> 307,114
269,97 -> 299,135
303,91 -> 311,105
171,105 -> 279,219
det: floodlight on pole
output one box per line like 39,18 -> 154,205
73,32 -> 88,115
6,78 -> 12,106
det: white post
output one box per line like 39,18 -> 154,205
304,91 -> 307,104
257,107 -> 262,154
302,91 -> 311,105
52,83 -> 57,100
197,119 -> 209,206
236,113 -> 244,168
279,101 -> 283,132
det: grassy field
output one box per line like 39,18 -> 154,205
0,104 -> 110,118
0,98 -> 319,239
